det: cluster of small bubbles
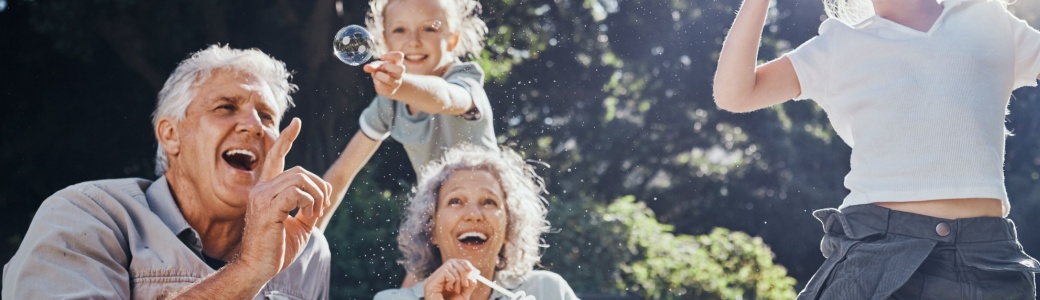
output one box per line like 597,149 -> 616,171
333,25 -> 374,66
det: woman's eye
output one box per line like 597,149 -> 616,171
259,112 -> 274,121
448,198 -> 461,206
423,26 -> 437,32
483,199 -> 498,207
391,27 -> 405,33
217,104 -> 235,111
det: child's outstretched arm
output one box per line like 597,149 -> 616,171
317,130 -> 382,231
365,51 -> 475,116
714,0 -> 801,113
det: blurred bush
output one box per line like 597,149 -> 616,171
543,196 -> 797,299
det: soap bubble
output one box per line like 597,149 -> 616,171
0,0 -> 8,13
333,25 -> 374,66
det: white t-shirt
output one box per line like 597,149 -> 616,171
784,0 -> 1040,214
373,270 -> 580,300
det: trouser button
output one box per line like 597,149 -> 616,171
936,222 -> 952,237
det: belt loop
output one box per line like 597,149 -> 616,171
1006,218 -> 1017,240
884,206 -> 893,235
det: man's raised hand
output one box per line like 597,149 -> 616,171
238,118 -> 332,279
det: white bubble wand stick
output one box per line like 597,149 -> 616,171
467,270 -> 536,300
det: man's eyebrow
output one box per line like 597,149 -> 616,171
208,95 -> 241,104
255,97 -> 278,115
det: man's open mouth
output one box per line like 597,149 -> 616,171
457,231 -> 488,246
222,149 -> 257,171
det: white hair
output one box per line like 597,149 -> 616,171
366,0 -> 488,59
152,45 -> 297,176
824,0 -> 1008,24
397,145 -> 550,281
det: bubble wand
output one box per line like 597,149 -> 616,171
467,270 -> 536,300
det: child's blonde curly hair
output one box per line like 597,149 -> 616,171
365,0 -> 488,59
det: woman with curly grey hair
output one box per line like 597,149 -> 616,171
374,145 -> 578,300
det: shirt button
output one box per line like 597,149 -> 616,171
936,222 -> 952,237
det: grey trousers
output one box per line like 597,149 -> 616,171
797,204 -> 1040,300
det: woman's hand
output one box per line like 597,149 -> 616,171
423,259 -> 477,300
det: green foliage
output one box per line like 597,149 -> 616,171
325,167 -> 408,299
544,196 -> 797,299
541,196 -> 633,294
489,0 -> 850,281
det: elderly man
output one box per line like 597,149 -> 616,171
2,45 -> 332,299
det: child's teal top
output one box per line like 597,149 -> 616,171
359,61 -> 498,175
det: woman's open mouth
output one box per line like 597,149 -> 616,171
457,231 -> 488,246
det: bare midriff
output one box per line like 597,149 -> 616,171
873,198 -> 1004,219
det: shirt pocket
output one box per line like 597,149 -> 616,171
131,272 -> 201,300
263,290 -> 306,300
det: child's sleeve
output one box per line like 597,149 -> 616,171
444,62 -> 491,121
358,97 -> 394,141
783,20 -> 836,101
1007,8 -> 1040,88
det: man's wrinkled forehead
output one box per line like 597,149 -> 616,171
196,68 -> 283,120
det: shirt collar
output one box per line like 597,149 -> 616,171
940,0 -> 973,8
145,176 -> 203,253
853,0 -> 976,38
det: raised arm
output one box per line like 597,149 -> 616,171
713,0 -> 801,113
316,130 -> 382,230
366,51 -> 474,116
395,72 -> 474,115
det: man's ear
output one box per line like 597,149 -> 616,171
156,118 -> 180,158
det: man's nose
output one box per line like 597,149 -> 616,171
235,109 -> 265,138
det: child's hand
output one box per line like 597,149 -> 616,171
364,51 -> 405,97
